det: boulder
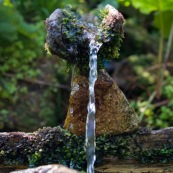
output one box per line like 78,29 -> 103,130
64,70 -> 139,135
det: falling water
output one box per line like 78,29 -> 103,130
86,39 -> 102,173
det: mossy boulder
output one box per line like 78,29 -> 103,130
45,5 -> 124,75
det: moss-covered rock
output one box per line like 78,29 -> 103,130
45,5 -> 124,75
97,5 -> 124,62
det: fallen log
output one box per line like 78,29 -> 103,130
0,126 -> 173,171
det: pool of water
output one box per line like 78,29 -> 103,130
95,160 -> 173,173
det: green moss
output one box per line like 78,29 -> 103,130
97,33 -> 123,67
2,127 -> 173,170
28,152 -> 42,167
99,8 -> 109,21
134,146 -> 173,163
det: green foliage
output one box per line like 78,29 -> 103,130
130,0 -> 173,14
154,11 -> 173,38
0,4 -> 43,85
153,77 -> 173,128
0,3 -> 44,130
128,0 -> 173,78
130,76 -> 173,129
0,1 -> 71,131
126,0 -> 173,39
13,0 -> 86,22
118,0 -> 173,129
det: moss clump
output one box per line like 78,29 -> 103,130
96,134 -> 132,164
31,127 -> 86,169
96,5 -> 124,67
134,146 -> 173,163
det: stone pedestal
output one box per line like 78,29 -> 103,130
64,70 -> 139,135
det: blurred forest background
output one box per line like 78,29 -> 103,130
0,0 -> 173,132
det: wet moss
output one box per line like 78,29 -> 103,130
96,134 -> 132,164
134,145 -> 173,163
1,127 -> 173,170
0,127 -> 86,169
0,127 -> 132,169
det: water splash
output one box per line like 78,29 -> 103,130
86,39 -> 102,173
71,65 -> 79,96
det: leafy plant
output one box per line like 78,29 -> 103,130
0,1 -> 70,131
130,0 -> 173,98
119,0 -> 173,98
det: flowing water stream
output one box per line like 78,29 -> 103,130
86,39 -> 102,173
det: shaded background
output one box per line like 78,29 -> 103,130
0,0 -> 173,132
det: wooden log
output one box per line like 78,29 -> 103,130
0,126 -> 173,170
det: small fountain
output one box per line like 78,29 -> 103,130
45,3 -> 139,171
1,4 -> 173,173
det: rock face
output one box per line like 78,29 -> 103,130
11,164 -> 79,173
64,70 -> 139,135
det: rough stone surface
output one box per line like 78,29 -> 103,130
11,164 -> 79,173
45,5 -> 124,74
64,70 -> 139,135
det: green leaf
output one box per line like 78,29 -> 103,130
153,11 -> 173,38
130,0 -> 173,14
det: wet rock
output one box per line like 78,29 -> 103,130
45,5 -> 124,75
64,70 -> 139,135
11,164 -> 79,173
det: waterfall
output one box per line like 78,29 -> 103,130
86,39 -> 102,173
